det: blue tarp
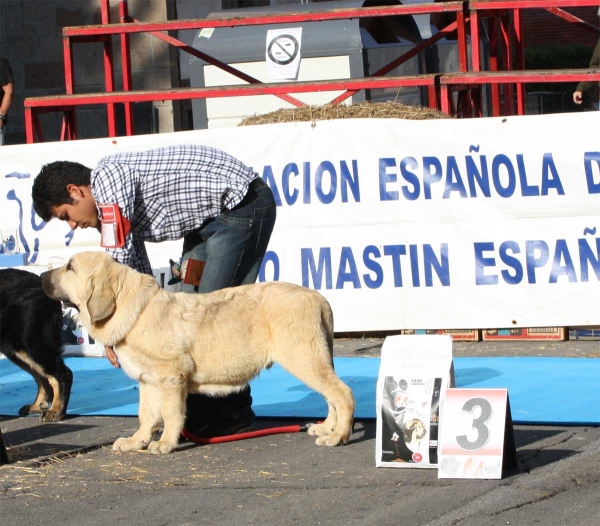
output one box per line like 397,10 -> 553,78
1,356 -> 599,425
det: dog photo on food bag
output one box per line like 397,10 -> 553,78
0,268 -> 73,421
42,251 -> 355,454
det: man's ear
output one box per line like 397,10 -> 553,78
66,184 -> 85,199
85,275 -> 116,325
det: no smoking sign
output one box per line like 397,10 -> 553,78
267,34 -> 299,65
266,28 -> 302,80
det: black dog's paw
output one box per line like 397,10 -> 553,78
39,409 -> 66,422
18,401 -> 49,416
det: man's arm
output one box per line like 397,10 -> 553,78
0,80 -> 13,128
92,163 -> 153,275
574,40 -> 600,100
105,233 -> 153,275
92,163 -> 153,367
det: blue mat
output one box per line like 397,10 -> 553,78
1,357 -> 599,425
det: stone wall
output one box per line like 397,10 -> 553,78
0,0 -> 179,145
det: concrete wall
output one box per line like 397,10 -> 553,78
0,0 -> 179,145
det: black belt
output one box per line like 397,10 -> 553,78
248,177 -> 266,191
229,177 -> 266,211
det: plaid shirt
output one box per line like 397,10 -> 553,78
91,144 -> 257,274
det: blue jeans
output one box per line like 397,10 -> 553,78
181,177 -> 276,434
180,177 -> 276,293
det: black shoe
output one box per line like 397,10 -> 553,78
184,386 -> 255,438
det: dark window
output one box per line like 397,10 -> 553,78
222,0 -> 270,9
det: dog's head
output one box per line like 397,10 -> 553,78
42,252 -> 117,326
403,419 -> 427,441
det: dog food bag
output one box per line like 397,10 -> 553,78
376,334 -> 455,469
61,306 -> 105,357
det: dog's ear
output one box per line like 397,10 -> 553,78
85,275 -> 116,325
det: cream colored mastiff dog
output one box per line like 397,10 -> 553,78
42,252 -> 355,454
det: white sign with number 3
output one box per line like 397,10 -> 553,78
438,388 -> 516,479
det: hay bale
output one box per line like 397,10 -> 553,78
238,101 -> 451,126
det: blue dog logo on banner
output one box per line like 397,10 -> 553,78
2,172 -> 74,264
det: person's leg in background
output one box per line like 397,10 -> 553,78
181,178 -> 276,437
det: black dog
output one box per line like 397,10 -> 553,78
0,268 -> 73,421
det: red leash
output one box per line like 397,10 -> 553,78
181,422 -> 315,444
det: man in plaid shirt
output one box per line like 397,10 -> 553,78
32,144 -> 277,438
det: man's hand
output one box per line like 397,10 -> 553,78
105,345 -> 121,368
573,91 -> 583,105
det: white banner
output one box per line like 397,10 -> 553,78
1,113 -> 599,331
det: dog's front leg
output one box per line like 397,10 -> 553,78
113,381 -> 162,452
146,377 -> 186,455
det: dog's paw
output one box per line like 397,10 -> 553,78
307,423 -> 335,437
113,437 -> 145,452
39,409 -> 66,422
147,440 -> 176,455
315,433 -> 349,447
18,402 -> 49,416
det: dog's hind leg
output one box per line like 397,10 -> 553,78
309,377 -> 354,447
307,400 -> 337,438
277,350 -> 355,447
21,371 -> 52,416
113,381 -> 164,453
40,361 -> 73,422
8,350 -> 52,416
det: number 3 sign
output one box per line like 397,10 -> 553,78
438,389 -> 518,479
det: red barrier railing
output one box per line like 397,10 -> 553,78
24,0 -> 600,143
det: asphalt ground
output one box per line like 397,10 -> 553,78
1,338 -> 599,526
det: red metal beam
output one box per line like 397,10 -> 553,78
470,9 -> 481,72
100,0 -> 109,24
120,0 -> 135,135
440,69 -> 600,84
428,84 -> 439,109
62,1 -> 600,39
456,8 -> 469,72
501,11 -> 513,116
103,38 -> 117,137
61,35 -> 77,142
25,68 -> 600,142
63,3 -> 467,37
514,9 -> 526,115
440,68 -> 600,116
60,116 -> 71,141
545,6 -> 600,34
24,108 -> 35,143
471,1 -> 600,8
488,16 -> 501,116
99,0 -> 117,138
440,84 -> 452,114
24,76 -> 440,109
63,37 -> 74,94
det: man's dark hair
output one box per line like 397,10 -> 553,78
31,161 -> 92,221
